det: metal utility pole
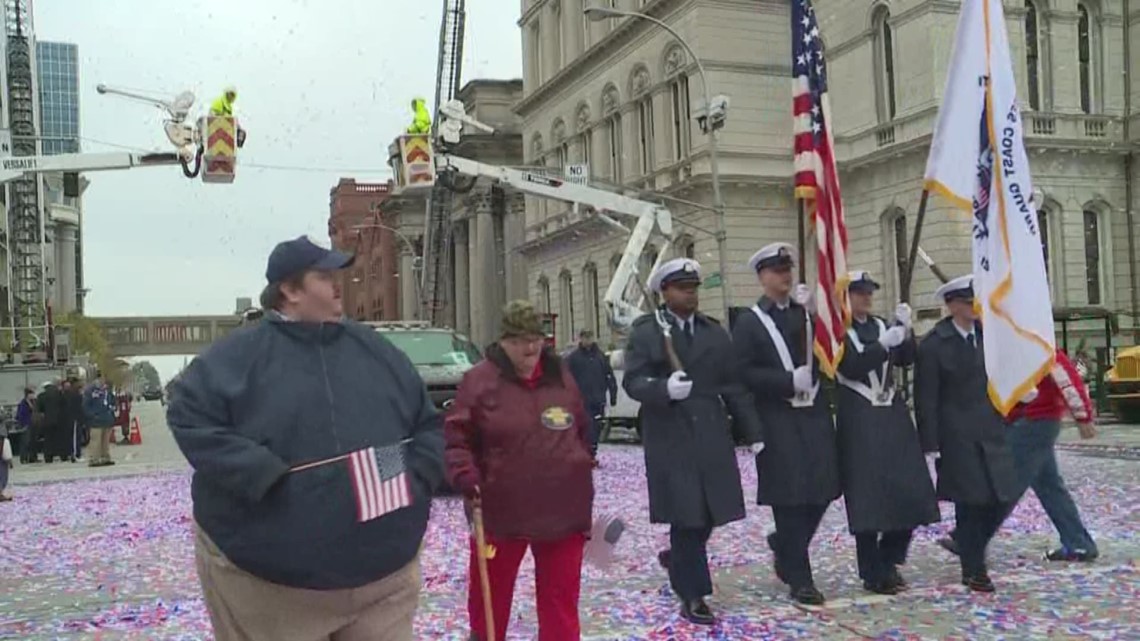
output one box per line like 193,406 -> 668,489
4,0 -> 46,353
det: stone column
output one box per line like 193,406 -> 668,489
379,224 -> 398,320
472,197 -> 499,346
400,250 -> 417,320
54,223 -> 78,315
453,222 -> 470,336
565,0 -> 584,61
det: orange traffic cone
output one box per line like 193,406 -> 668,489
128,417 -> 142,445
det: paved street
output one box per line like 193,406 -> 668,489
1,403 -> 1137,640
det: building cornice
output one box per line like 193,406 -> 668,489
516,0 -> 694,117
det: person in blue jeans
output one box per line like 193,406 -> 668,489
939,349 -> 1099,562
565,330 -> 617,466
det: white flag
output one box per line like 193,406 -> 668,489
923,0 -> 1055,415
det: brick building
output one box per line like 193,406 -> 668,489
327,179 -> 399,321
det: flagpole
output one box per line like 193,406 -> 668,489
900,189 -> 931,303
798,198 -> 814,371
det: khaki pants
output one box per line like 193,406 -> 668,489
87,427 -> 112,465
194,525 -> 420,641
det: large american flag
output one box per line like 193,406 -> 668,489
348,443 -> 412,522
792,0 -> 849,376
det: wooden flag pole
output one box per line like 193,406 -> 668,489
900,190 -> 931,303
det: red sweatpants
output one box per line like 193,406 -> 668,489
467,532 -> 585,641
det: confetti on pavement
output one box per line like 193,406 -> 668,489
0,446 -> 1136,640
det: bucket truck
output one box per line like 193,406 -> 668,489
389,100 -> 676,330
0,84 -> 242,186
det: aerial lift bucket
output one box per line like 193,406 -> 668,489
202,115 -> 237,184
389,134 -> 435,194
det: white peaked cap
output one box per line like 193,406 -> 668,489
648,257 -> 702,293
747,242 -> 797,272
934,274 -> 975,303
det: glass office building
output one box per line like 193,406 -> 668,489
36,41 -> 80,155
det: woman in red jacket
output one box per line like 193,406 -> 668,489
446,300 -> 595,641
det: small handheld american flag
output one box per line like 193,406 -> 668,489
348,443 -> 413,523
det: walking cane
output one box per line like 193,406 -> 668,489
472,494 -> 496,641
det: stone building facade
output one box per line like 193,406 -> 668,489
383,79 -> 530,347
515,0 -> 1138,355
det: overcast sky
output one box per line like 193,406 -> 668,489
34,0 -> 522,381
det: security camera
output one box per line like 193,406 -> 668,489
694,94 -> 730,134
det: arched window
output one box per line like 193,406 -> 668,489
1083,208 -> 1103,304
583,263 -> 601,336
552,119 -> 568,171
872,7 -> 897,122
552,1 -> 564,71
681,237 -> 696,259
631,67 -> 654,176
664,44 -> 692,161
575,103 -> 593,173
1077,3 -> 1098,114
559,270 -> 575,344
1025,1 -> 1041,111
602,85 -> 623,182
538,276 -> 552,313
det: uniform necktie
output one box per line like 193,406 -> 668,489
966,333 -> 976,349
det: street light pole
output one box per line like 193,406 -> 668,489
350,222 -> 423,319
585,6 -> 732,325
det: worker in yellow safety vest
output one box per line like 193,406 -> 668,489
209,85 -> 246,148
210,85 -> 237,117
406,97 -> 431,134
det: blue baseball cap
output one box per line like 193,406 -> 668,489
265,235 -> 354,283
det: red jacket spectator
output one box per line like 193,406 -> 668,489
1008,351 -> 1094,424
445,345 -> 594,540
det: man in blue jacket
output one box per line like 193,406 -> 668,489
565,329 -> 617,463
168,235 -> 444,641
82,375 -> 116,467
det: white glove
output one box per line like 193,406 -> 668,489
792,366 -> 813,393
878,325 -> 908,350
1020,388 -> 1039,404
895,303 -> 913,329
750,442 -> 766,455
793,284 -> 815,312
666,371 -> 693,401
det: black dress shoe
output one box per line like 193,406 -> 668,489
790,585 -> 825,605
961,573 -> 995,593
657,549 -> 671,571
680,598 -> 715,625
887,567 -> 908,591
862,580 -> 898,595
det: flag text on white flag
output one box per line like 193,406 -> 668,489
922,0 -> 1055,415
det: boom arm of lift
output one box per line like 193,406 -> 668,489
434,152 -> 674,329
432,101 -> 675,328
0,151 -> 184,185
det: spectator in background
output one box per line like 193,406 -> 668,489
83,374 -> 117,467
565,329 -> 618,465
939,349 -> 1100,563
65,377 -> 87,459
1,411 -> 12,501
15,388 -> 35,464
37,380 -> 69,464
115,391 -> 132,444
